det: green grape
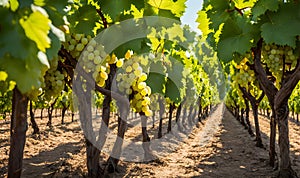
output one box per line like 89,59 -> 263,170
116,59 -> 124,68
74,33 -> 82,41
87,45 -> 94,52
88,53 -> 94,60
139,73 -> 147,82
115,51 -> 153,116
137,82 -> 146,90
43,56 -> 65,99
76,43 -> 84,51
68,44 -> 75,51
94,56 -> 101,64
132,62 -> 139,69
126,66 -> 133,73
81,38 -> 89,45
70,39 -> 76,45
134,67 -> 142,76
100,71 -> 108,80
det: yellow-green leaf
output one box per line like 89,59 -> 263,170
19,11 -> 51,52
0,71 -> 8,81
9,0 -> 19,12
197,11 -> 213,38
148,0 -> 186,17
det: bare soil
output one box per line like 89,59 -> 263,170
0,104 -> 299,177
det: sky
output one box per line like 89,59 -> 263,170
181,0 -> 203,34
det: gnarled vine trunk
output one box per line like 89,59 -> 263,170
8,88 -> 28,178
167,103 -> 175,133
253,39 -> 299,176
47,98 -> 57,128
158,96 -> 165,138
29,100 -> 39,134
239,86 -> 264,147
243,97 -> 254,136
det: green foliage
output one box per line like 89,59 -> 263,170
99,0 -> 144,20
251,0 -> 278,20
261,3 -> 300,47
165,58 -> 184,103
68,4 -> 100,35
0,1 -> 66,94
218,17 -> 259,62
147,0 -> 186,18
146,61 -> 166,94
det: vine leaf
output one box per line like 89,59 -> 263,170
43,0 -> 69,26
99,0 -> 144,20
146,61 -> 166,94
0,8 -> 38,60
252,0 -> 278,20
217,17 -> 258,62
197,11 -> 213,38
165,58 -> 184,103
233,0 -> 256,9
0,46 -> 46,94
204,0 -> 230,30
147,0 -> 186,18
9,0 -> 19,11
68,4 -> 99,35
19,11 -> 51,52
261,3 -> 300,47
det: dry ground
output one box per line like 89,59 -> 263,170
0,104 -> 299,177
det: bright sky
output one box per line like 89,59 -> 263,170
181,0 -> 203,34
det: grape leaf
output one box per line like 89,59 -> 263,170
233,0 -> 256,9
163,24 -> 185,43
204,0 -> 230,30
197,10 -> 213,38
0,44 -> 46,94
9,0 -> 19,11
99,0 -> 144,21
147,0 -> 186,18
113,38 -> 144,57
146,72 -> 165,94
183,25 -> 196,44
0,8 -> 38,59
165,58 -> 184,103
19,11 -> 51,52
146,61 -> 166,94
252,0 -> 278,19
165,78 -> 181,103
261,3 -> 300,47
43,0 -> 69,26
68,4 -> 100,35
217,17 -> 259,62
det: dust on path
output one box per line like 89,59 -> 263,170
113,104 -> 277,177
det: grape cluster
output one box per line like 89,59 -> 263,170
79,40 -> 109,87
262,44 -> 299,84
63,33 -> 92,59
115,51 -> 152,116
234,58 -> 255,88
43,56 -> 66,100
64,33 -> 118,87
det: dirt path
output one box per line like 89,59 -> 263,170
115,104 -> 279,177
1,105 -> 299,177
